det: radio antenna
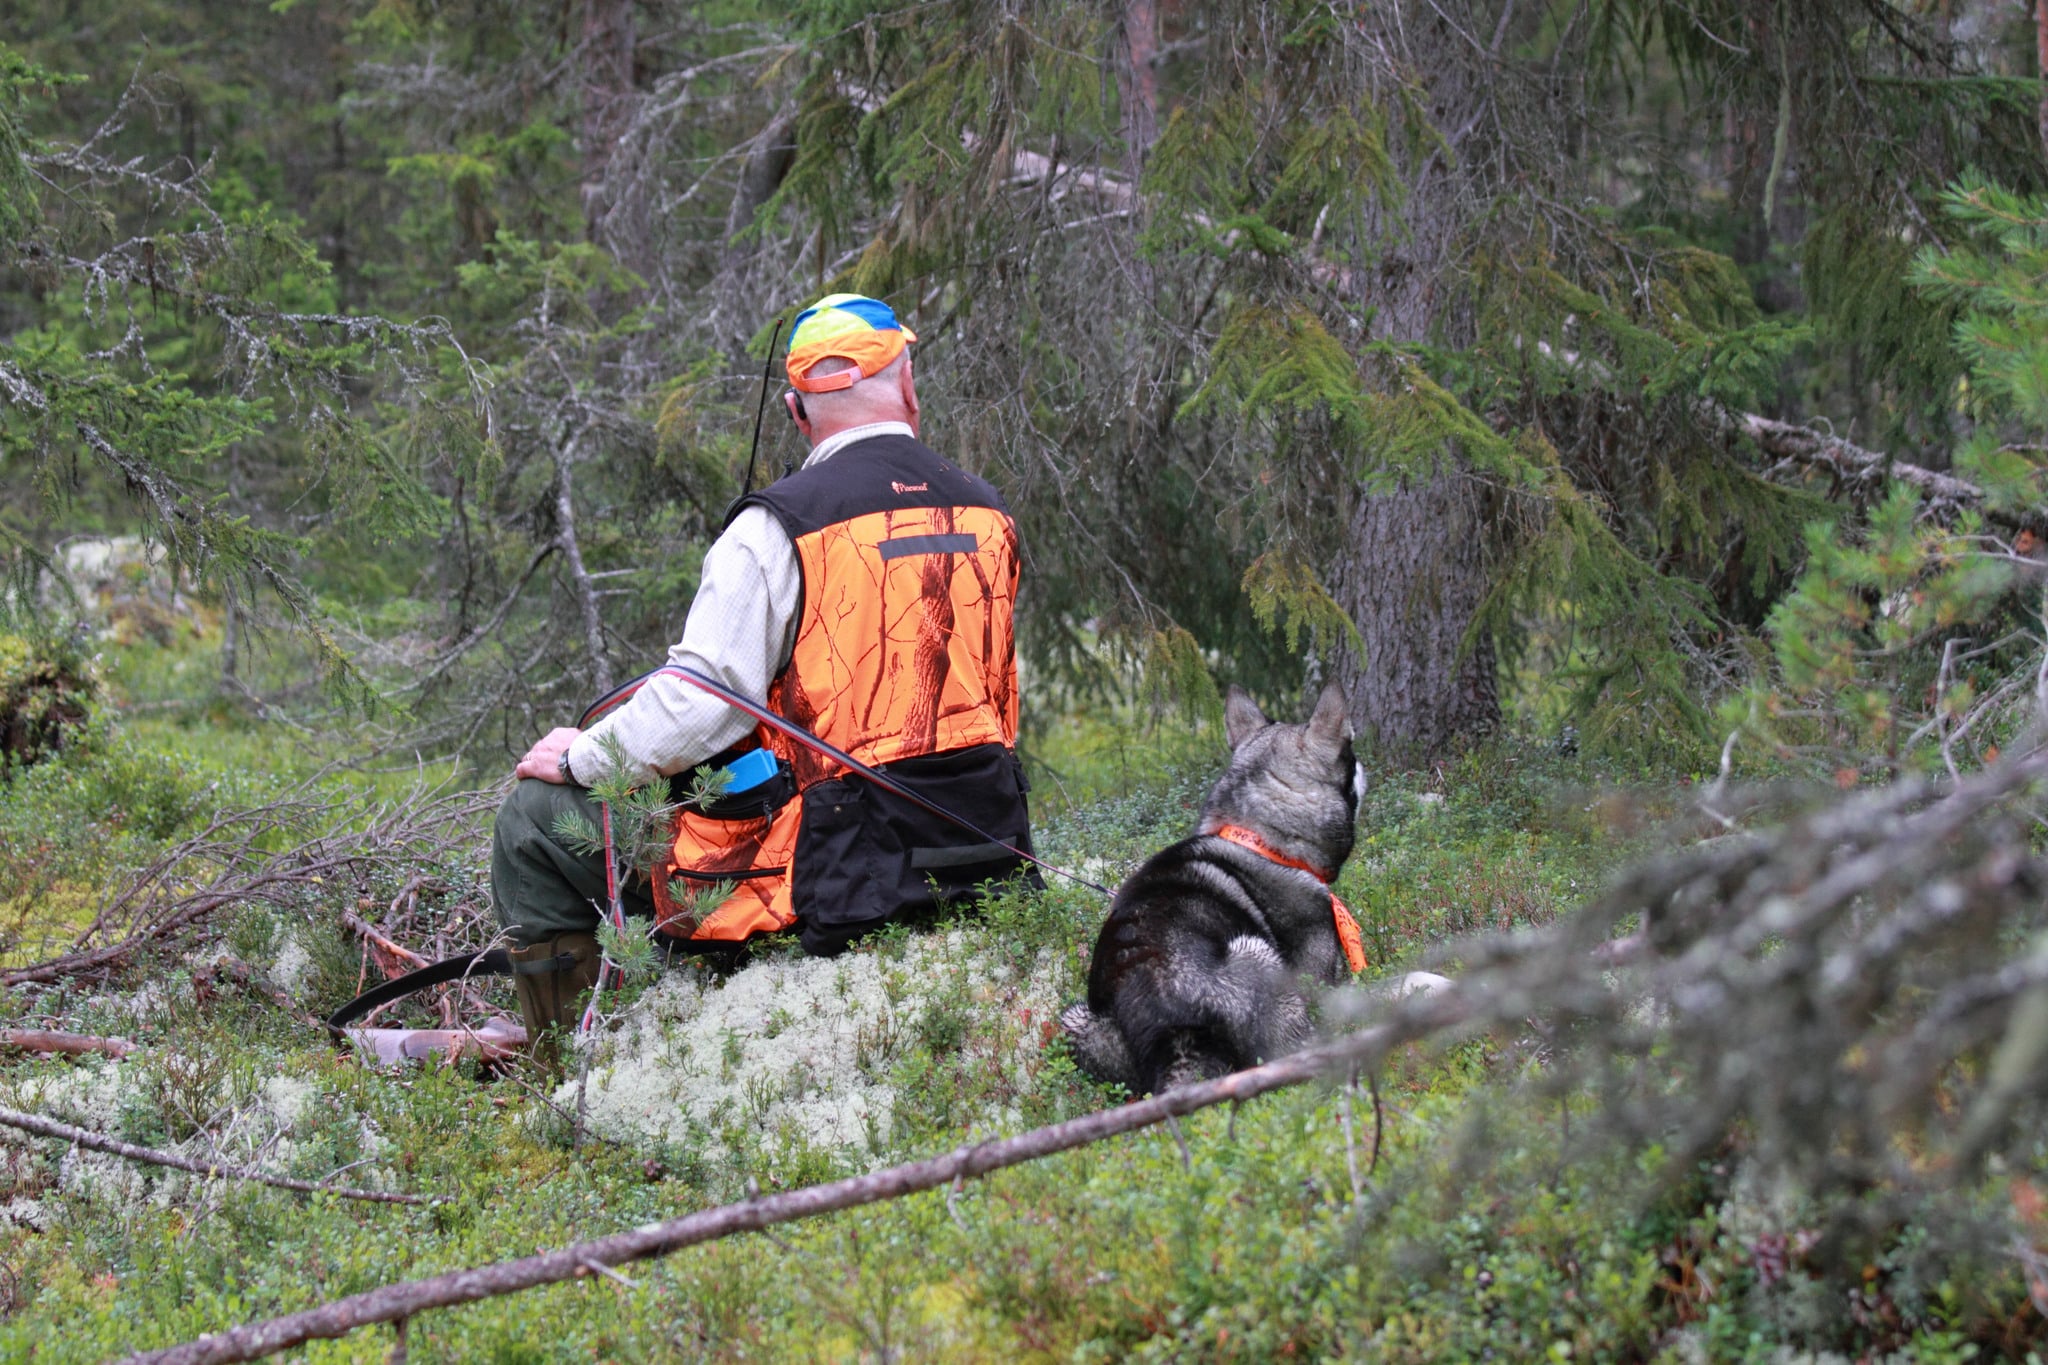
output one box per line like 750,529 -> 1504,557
739,316 -> 786,498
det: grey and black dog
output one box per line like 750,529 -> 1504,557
1061,680 -> 1366,1094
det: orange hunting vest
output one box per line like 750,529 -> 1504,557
651,433 -> 1032,956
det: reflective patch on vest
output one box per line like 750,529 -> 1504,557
877,532 -> 979,561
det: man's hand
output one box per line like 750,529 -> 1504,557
515,727 -> 583,784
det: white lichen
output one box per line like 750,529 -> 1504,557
1,1196 -> 49,1231
566,928 -> 1063,1161
260,1075 -> 318,1128
269,930 -> 314,997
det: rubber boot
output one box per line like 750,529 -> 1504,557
509,932 -> 602,1070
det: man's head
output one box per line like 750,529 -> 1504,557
782,293 -> 920,443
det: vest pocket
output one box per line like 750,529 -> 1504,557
658,785 -> 802,941
791,742 -> 1035,956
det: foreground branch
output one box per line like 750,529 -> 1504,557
0,1106 -> 432,1208
124,992 -> 1471,1365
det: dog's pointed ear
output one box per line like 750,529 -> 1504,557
1224,686 -> 1270,748
1308,679 -> 1352,746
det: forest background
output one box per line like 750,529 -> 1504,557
6,0 -> 2048,1360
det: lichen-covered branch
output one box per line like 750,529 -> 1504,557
0,1106 -> 432,1208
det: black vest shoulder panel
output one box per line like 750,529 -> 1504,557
729,434 -> 1011,540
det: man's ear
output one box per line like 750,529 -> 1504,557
783,389 -> 810,437
899,355 -> 920,435
1224,685 -> 1269,748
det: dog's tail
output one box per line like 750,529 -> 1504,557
1060,1001 -> 1139,1093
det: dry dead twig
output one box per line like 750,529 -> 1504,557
2,788 -> 495,990
0,1029 -> 137,1060
0,1105 -> 435,1208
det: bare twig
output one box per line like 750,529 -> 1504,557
0,1029 -> 137,1060
2,789 -> 494,989
0,1106 -> 433,1208
341,910 -> 433,974
1726,409 -> 2048,538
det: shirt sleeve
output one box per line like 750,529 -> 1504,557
565,505 -> 800,786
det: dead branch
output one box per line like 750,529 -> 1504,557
1722,409 -> 2048,537
2,789 -> 494,989
0,1029 -> 136,1060
2,857 -> 361,988
960,138 -> 2036,541
341,910 -> 432,975
0,1105 -> 433,1208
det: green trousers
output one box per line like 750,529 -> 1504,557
490,778 -> 656,946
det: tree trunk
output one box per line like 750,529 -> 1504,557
578,0 -> 641,268
2037,0 -> 2047,159
1325,3 -> 1509,761
1117,0 -> 1159,174
1332,470 -> 1499,760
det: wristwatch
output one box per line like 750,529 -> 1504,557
557,749 -> 576,785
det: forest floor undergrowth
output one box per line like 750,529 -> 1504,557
0,634 -> 2040,1362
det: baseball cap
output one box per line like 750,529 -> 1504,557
784,293 -> 919,393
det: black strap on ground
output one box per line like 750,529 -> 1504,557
325,949 -> 511,1035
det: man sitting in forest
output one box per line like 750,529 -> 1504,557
490,293 -> 1035,1046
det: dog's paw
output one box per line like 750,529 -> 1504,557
1060,1001 -> 1139,1091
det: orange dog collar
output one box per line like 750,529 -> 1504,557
1212,824 -> 1368,974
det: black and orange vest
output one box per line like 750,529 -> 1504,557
652,432 -> 1033,956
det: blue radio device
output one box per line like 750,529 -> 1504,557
719,747 -> 780,795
